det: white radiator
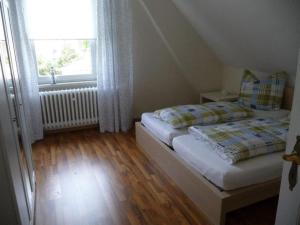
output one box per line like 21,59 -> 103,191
40,87 -> 98,130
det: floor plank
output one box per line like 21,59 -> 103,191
33,129 -> 278,225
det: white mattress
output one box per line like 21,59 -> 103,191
141,113 -> 188,146
172,135 -> 283,191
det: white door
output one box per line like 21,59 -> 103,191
275,50 -> 300,225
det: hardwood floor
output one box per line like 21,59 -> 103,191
33,129 -> 278,225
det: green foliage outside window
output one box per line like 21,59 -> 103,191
37,40 -> 90,76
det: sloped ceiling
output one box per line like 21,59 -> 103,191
172,0 -> 300,78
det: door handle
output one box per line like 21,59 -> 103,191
284,136 -> 300,191
283,153 -> 300,165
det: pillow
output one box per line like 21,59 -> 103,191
238,70 -> 287,110
154,102 -> 253,128
253,109 -> 290,119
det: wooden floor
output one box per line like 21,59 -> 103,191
33,129 -> 278,225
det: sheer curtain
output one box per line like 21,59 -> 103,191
9,0 -> 43,142
96,0 -> 133,132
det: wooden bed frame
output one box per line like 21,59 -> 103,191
135,87 -> 294,225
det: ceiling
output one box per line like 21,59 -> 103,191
172,0 -> 300,78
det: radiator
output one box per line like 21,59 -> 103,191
40,87 -> 98,130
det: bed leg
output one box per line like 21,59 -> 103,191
211,207 -> 226,225
219,211 -> 226,225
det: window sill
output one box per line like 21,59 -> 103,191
39,81 -> 97,92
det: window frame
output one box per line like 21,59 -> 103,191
30,39 -> 97,85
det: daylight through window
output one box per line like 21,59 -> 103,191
25,0 -> 96,84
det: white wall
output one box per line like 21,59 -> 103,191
132,0 -> 223,117
172,0 -> 300,78
132,0 -> 196,116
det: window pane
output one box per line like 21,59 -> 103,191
25,0 -> 96,39
33,40 -> 93,76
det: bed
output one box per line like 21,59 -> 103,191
136,87 -> 293,225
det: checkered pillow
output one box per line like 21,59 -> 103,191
154,102 -> 253,128
238,70 -> 287,110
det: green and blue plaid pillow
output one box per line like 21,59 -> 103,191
238,70 -> 287,110
154,102 -> 253,128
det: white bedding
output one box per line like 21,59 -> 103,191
172,134 -> 283,190
141,113 -> 188,146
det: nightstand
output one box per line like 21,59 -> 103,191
200,91 -> 239,104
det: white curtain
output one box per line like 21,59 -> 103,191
9,0 -> 43,141
96,0 -> 133,132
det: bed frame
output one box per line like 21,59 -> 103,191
135,87 -> 294,225
136,122 -> 280,225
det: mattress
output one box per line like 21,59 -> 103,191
172,134 -> 283,191
141,113 -> 188,146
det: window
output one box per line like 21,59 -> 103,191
25,0 -> 96,84
32,39 -> 96,84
